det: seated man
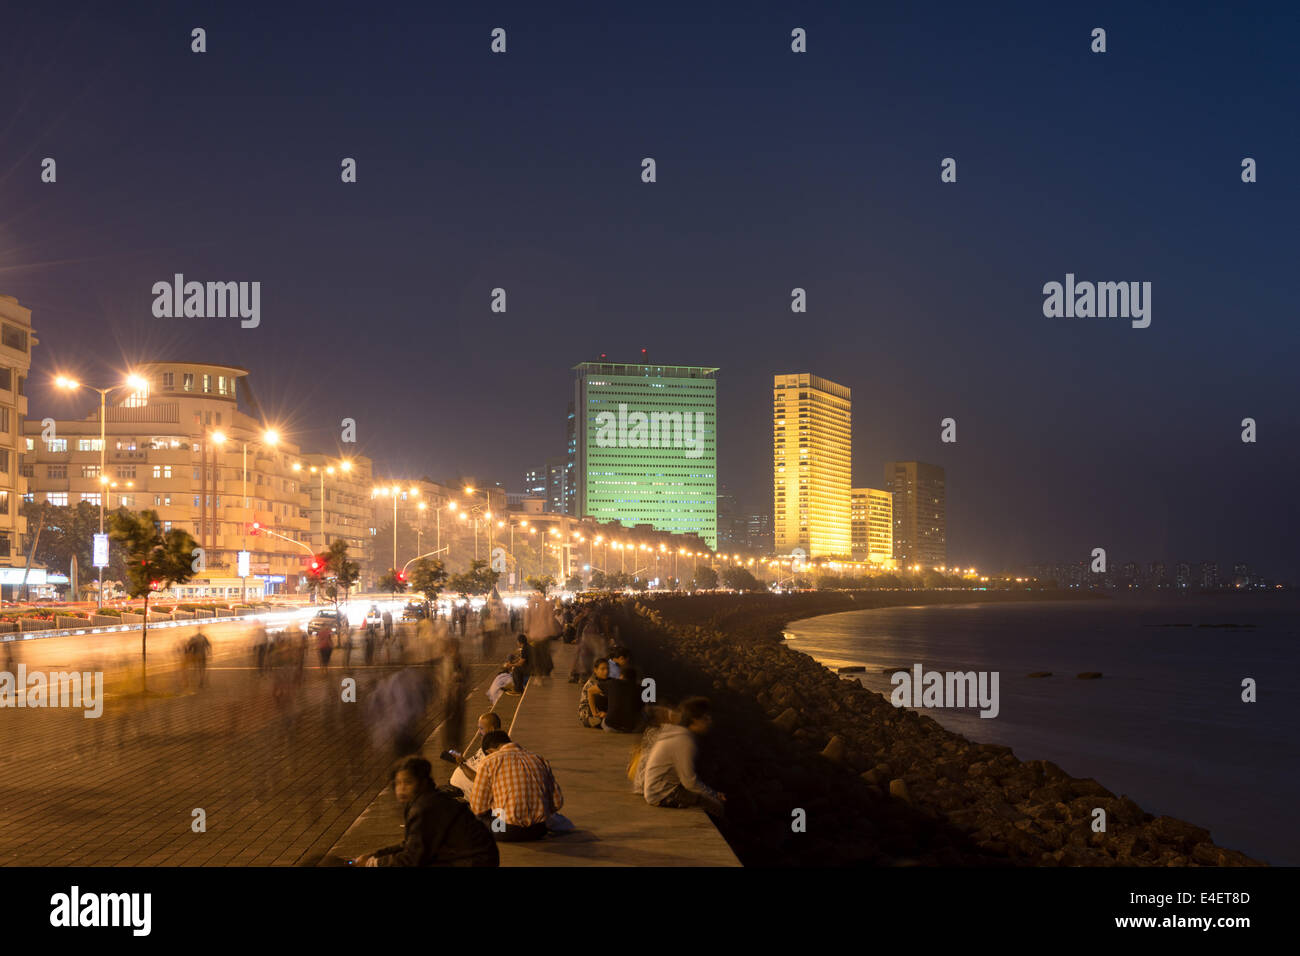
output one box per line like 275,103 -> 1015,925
599,648 -> 642,733
469,731 -> 564,842
354,756 -> 499,867
642,697 -> 725,817
448,711 -> 503,796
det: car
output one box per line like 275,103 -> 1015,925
400,602 -> 428,622
306,609 -> 343,636
364,606 -> 383,629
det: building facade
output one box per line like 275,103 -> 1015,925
24,361 -> 314,593
851,487 -> 894,565
773,373 -> 851,558
301,452 -> 373,569
0,296 -> 34,576
884,460 -> 946,569
573,361 -> 718,549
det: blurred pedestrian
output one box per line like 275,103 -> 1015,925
440,638 -> 466,753
188,630 -> 212,689
317,624 -> 334,669
251,622 -> 270,675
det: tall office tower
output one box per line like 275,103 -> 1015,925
573,360 -> 717,549
773,373 -> 851,558
0,295 -> 35,588
563,400 -> 577,515
546,456 -> 569,514
745,513 -> 772,554
851,488 -> 894,564
716,483 -> 742,550
883,461 -> 946,569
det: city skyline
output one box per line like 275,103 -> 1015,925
3,4 -> 1295,581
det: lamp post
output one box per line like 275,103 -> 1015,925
214,428 -> 280,602
373,484 -> 419,572
55,372 -> 147,609
462,487 -> 495,555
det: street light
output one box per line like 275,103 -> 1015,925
461,486 -> 495,557
55,371 -> 147,609
297,458 -> 353,551
213,427 -> 280,602
372,484 -> 419,572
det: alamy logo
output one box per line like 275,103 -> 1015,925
890,664 -> 1000,718
50,886 -> 151,936
152,273 -> 260,328
1042,273 -> 1150,328
594,404 -> 708,459
0,666 -> 103,718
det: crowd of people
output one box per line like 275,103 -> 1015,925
345,593 -> 727,868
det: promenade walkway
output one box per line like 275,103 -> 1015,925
330,642 -> 740,866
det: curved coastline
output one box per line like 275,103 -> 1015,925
619,591 -> 1262,867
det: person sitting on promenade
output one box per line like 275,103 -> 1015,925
354,756 -> 499,867
642,697 -> 725,817
579,659 -> 610,728
599,648 -> 643,734
469,731 -> 564,842
628,705 -> 678,793
487,666 -> 515,706
448,711 -> 503,796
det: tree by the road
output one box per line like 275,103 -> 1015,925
448,559 -> 500,598
692,564 -> 719,590
721,566 -> 762,591
407,557 -> 447,605
317,539 -> 361,613
109,509 -> 199,692
526,574 -> 555,596
377,568 -> 408,594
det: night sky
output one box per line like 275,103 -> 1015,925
3,2 -> 1296,579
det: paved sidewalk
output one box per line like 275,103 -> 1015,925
497,645 -> 740,866
327,644 -> 740,866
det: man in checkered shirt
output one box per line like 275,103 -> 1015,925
469,731 -> 564,842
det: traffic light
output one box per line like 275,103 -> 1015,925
397,570 -> 407,583
248,521 -> 261,535
309,559 -> 322,574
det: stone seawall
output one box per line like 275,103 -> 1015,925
617,592 -> 1261,867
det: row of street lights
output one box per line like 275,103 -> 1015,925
48,370 -> 742,598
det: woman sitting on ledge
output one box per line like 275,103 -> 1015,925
578,658 -> 610,728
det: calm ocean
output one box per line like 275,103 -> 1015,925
784,595 -> 1300,866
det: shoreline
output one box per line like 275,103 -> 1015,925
620,591 -> 1262,867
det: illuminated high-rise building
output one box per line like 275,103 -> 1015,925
884,460 -> 946,569
851,487 -> 893,565
773,373 -> 851,557
573,360 -> 717,548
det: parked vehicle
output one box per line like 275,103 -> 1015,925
306,609 -> 344,637
400,601 -> 429,622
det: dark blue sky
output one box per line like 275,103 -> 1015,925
3,1 -> 1297,578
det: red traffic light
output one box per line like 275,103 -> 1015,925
309,559 -> 321,573
397,571 -> 407,582
249,521 -> 261,534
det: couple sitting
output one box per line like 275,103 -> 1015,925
578,648 -> 641,733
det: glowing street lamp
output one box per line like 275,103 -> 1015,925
55,371 -> 147,608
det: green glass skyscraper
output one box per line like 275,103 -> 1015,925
573,361 -> 718,549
